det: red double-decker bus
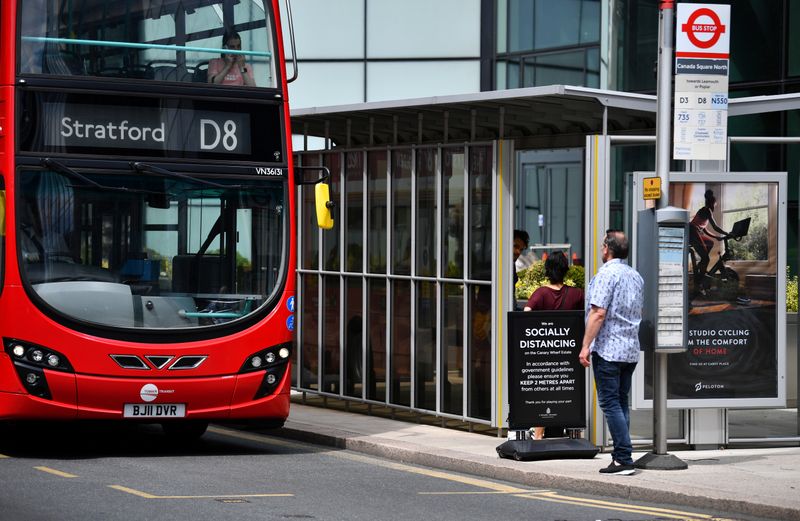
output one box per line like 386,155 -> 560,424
0,0 -> 321,438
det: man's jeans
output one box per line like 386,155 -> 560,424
592,352 -> 637,465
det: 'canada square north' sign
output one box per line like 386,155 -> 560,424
673,3 -> 731,162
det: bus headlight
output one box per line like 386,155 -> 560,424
5,340 -> 72,401
239,343 -> 292,373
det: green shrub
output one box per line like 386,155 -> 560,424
516,261 -> 585,300
788,266 -> 798,313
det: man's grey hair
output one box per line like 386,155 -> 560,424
604,229 -> 629,259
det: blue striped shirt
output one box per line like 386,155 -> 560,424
586,258 -> 644,363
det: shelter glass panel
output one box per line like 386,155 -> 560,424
443,148 -> 465,279
367,279 -> 387,402
391,281 -> 412,407
469,146 -> 493,280
344,276 -> 363,398
323,153 -> 341,271
301,274 -> 319,390
416,148 -> 438,277
392,149 -> 413,276
301,155 -> 320,270
468,285 -> 492,420
322,276 -> 341,394
442,283 -> 464,415
416,281 -> 438,411
368,151 -> 388,274
345,151 -> 364,272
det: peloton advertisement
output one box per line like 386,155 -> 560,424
639,177 -> 786,407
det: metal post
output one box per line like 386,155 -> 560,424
635,0 -> 687,471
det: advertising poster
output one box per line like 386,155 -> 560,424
643,181 -> 780,401
507,311 -> 586,430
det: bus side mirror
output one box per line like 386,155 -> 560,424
296,166 -> 335,230
315,183 -> 334,230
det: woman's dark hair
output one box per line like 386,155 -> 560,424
544,251 -> 569,284
222,30 -> 242,47
704,189 -> 716,208
513,229 -> 529,247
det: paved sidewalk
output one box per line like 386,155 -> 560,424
264,400 -> 800,521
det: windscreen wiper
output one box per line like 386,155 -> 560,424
131,162 -> 237,189
42,158 -> 158,195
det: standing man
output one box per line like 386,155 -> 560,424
579,230 -> 643,475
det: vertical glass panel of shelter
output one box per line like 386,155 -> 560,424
368,151 -> 388,273
322,153 -> 341,271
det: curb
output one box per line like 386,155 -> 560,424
265,421 -> 798,521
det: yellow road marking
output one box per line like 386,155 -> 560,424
209,426 -> 721,520
211,426 -> 530,494
514,491 -> 714,521
109,485 -> 293,500
34,466 -> 78,478
419,490 -> 544,496
331,451 -> 529,493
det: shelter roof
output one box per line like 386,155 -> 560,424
290,85 -> 658,147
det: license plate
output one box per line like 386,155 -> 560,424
123,403 -> 186,418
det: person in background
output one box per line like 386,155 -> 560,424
579,229 -> 643,475
524,251 -> 584,440
208,30 -> 256,86
512,229 -> 530,311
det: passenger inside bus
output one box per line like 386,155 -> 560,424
207,30 -> 256,86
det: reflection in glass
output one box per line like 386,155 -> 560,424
367,279 -> 386,402
469,285 -> 492,420
344,276 -> 363,398
392,149 -> 412,275
391,281 -> 411,406
416,148 -> 438,277
442,283 -> 464,415
469,146 -> 492,280
322,276 -> 340,394
368,151 -> 388,273
301,275 -> 319,390
323,152 -> 341,271
19,167 -> 284,330
442,148 -> 465,279
416,281 -> 437,411
345,152 -> 364,272
18,0 -> 277,88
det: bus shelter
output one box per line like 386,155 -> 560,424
290,85 -> 800,448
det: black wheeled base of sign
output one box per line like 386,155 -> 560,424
496,438 -> 599,462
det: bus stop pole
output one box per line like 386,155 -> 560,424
635,0 -> 688,471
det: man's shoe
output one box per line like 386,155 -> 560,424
599,460 -> 635,475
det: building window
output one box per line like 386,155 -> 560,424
496,0 -> 601,89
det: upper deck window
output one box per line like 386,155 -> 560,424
18,0 -> 278,89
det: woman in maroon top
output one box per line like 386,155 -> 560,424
523,251 -> 584,439
524,251 -> 584,312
